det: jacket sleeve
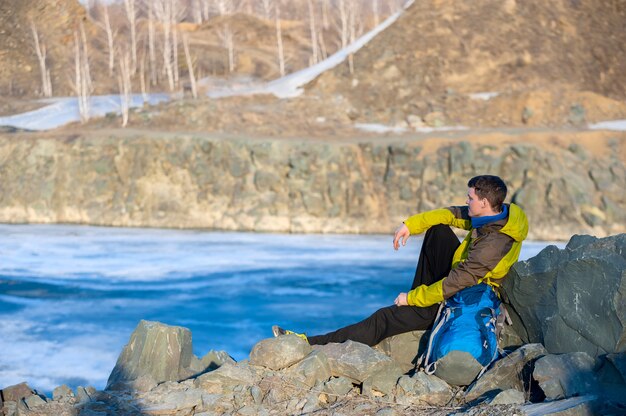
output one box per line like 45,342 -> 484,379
406,231 -> 514,307
403,207 -> 471,235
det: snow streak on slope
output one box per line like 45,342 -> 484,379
206,1 -> 415,99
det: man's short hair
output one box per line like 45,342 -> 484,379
467,175 -> 507,212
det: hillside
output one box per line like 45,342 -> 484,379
0,0 -> 89,98
308,0 -> 626,128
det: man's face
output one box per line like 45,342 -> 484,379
466,187 -> 488,217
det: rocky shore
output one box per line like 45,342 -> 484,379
1,129 -> 625,240
2,234 -> 625,416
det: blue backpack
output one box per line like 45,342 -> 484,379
422,283 -> 501,378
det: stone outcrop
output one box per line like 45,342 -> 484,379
372,329 -> 428,373
313,340 -> 395,383
249,334 -> 312,370
502,234 -> 626,357
465,343 -> 547,402
106,320 -> 224,391
533,352 -> 597,400
3,326 -> 626,416
0,131 -> 624,240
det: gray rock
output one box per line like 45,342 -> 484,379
522,395 -> 597,416
137,387 -> 216,414
2,401 -> 16,416
396,372 -> 452,406
249,385 -> 263,405
533,352 -> 597,400
375,408 -> 398,416
489,389 -> 525,405
236,404 -> 269,416
200,350 -> 235,372
606,352 -> 626,382
23,394 -> 46,409
301,392 -> 322,413
106,320 -> 195,390
433,350 -> 483,386
16,401 -> 78,416
362,362 -> 404,397
314,340 -> 394,383
194,361 -> 260,394
373,330 -> 429,373
465,343 -> 547,402
502,234 -> 626,357
411,372 -> 453,406
1,382 -> 35,402
499,323 -> 524,350
597,352 -> 626,385
52,385 -> 74,402
75,386 -> 93,405
321,376 -> 353,403
286,349 -> 332,387
249,335 -> 311,371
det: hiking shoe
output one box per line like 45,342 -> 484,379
272,325 -> 309,343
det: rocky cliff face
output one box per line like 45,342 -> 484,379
0,129 -> 624,240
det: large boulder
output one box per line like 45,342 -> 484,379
249,335 -> 312,370
106,320 -> 201,391
502,234 -> 626,357
533,352 -> 598,400
285,350 -> 332,388
373,330 -> 429,373
313,340 -> 395,383
465,343 -> 548,402
432,350 -> 483,386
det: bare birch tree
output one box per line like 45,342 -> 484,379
191,0 -> 203,23
154,0 -> 175,90
72,30 -> 92,123
306,0 -> 319,65
275,0 -> 285,76
117,49 -> 132,127
372,0 -> 380,26
216,0 -> 235,73
146,1 -> 158,86
79,21 -> 94,93
318,29 -> 328,60
139,46 -> 148,101
338,0 -> 349,48
172,0 -> 187,87
321,0 -> 330,30
97,3 -> 116,76
218,24 -> 235,73
123,0 -> 138,74
261,0 -> 272,19
182,33 -> 197,98
201,0 -> 210,21
217,0 -> 229,15
30,21 -> 52,97
348,0 -> 356,74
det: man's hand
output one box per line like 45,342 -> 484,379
393,224 -> 410,250
394,293 -> 408,306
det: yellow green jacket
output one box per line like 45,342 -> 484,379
403,203 -> 528,307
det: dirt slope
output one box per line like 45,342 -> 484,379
307,0 -> 626,127
0,0 -> 89,97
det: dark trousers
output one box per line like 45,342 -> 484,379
307,225 -> 460,346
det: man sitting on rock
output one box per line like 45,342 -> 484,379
273,174 -> 528,346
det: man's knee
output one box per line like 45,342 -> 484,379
425,224 -> 454,240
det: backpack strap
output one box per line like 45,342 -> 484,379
419,302 -> 450,374
476,307 -> 500,379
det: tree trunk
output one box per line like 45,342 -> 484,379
275,0 -> 285,76
182,33 -> 198,99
